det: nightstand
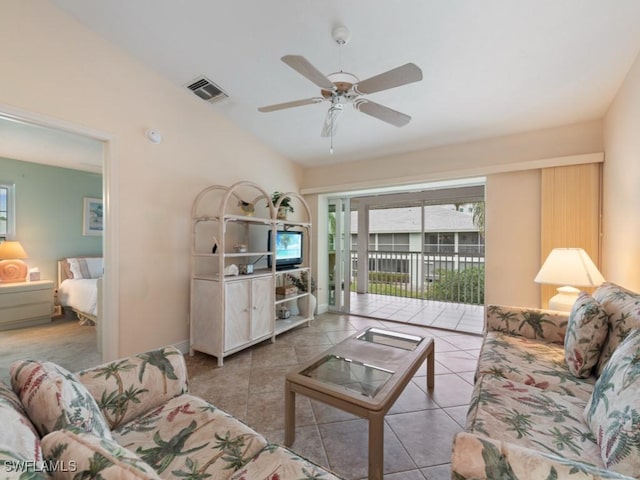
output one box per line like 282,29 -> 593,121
0,280 -> 54,330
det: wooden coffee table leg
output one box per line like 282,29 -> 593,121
427,346 -> 435,389
284,380 -> 295,446
368,413 -> 385,480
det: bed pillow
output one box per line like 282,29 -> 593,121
584,329 -> 640,476
67,257 -> 103,279
564,292 -> 609,378
10,360 -> 112,439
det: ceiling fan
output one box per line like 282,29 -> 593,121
258,26 -> 423,142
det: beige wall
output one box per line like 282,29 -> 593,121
603,51 -> 640,292
485,170 -> 541,308
302,120 -> 603,193
0,1 -> 301,357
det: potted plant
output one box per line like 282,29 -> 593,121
271,191 -> 294,220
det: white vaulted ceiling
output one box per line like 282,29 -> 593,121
49,0 -> 640,167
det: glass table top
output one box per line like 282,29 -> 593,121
300,354 -> 394,398
356,327 -> 424,351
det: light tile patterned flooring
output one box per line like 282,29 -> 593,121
349,293 -> 485,335
185,313 -> 483,480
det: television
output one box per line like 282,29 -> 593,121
268,230 -> 303,270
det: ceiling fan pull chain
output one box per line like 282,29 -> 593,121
330,116 -> 334,155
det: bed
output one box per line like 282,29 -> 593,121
57,257 -> 102,326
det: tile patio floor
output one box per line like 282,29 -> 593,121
185,312 -> 483,480
349,292 -> 485,335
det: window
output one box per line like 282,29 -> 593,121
424,232 -> 454,253
372,233 -> 410,252
0,183 -> 15,241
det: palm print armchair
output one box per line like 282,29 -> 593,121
452,282 -> 640,480
4,346 -> 342,479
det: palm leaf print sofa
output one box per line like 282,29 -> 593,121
452,282 -> 640,480
0,346 -> 341,479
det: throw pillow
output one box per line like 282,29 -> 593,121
10,360 -> 112,439
593,282 -> 640,375
76,346 -> 188,430
584,329 -> 640,476
0,380 -> 46,469
41,429 -> 160,480
564,293 -> 609,378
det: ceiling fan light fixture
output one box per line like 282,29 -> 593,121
332,26 -> 351,46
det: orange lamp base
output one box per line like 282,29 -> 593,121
0,259 -> 28,283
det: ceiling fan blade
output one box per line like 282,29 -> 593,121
354,99 -> 411,127
281,55 -> 335,90
320,104 -> 344,137
258,97 -> 323,112
353,63 -> 423,95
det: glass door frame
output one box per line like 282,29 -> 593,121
328,197 -> 351,313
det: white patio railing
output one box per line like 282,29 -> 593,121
350,249 -> 485,305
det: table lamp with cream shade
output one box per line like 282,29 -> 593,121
534,248 -> 605,311
0,241 -> 29,283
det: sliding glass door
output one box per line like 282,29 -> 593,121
327,198 -> 351,313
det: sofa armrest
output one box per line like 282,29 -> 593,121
76,346 -> 188,430
452,432 -> 633,480
485,304 -> 569,344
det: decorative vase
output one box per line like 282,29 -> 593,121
299,293 -> 316,319
277,207 -> 288,220
287,299 -> 300,316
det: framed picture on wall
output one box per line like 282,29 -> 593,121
82,197 -> 103,236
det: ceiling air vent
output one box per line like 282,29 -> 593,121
186,76 -> 228,103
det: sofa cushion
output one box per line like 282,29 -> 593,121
112,394 -> 268,480
476,331 -> 596,400
593,282 -> 640,375
0,380 -> 49,479
565,292 -> 609,378
10,360 -> 112,439
228,444 -> 341,480
584,329 -> 640,477
452,432 -> 630,480
466,375 -> 601,467
42,429 -> 160,479
77,346 -> 188,430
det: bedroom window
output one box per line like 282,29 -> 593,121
0,182 -> 16,241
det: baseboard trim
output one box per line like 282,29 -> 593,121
173,340 -> 190,355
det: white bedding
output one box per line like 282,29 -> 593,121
58,278 -> 99,318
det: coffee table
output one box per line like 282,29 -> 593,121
284,327 -> 434,480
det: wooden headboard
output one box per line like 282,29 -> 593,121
57,259 -> 71,287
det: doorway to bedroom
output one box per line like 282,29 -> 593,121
0,110 -> 109,381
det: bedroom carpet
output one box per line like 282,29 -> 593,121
0,316 -> 100,383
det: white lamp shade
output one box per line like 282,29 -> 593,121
534,248 -> 604,287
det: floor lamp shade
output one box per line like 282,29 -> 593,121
0,241 -> 29,283
534,248 -> 605,311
